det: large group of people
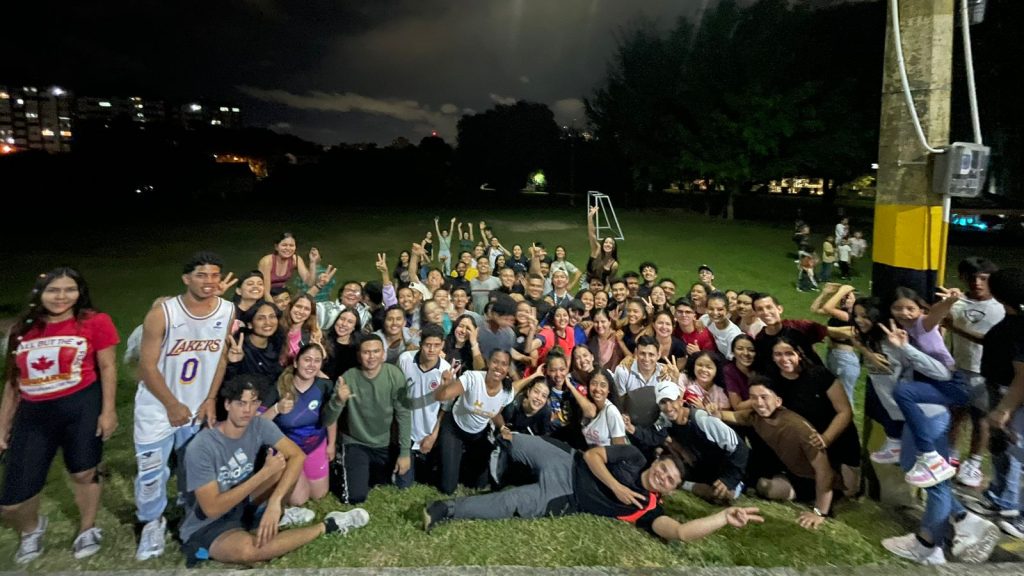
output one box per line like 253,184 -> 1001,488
1,210 -> 1022,569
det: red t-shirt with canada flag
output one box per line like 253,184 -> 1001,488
13,312 -> 119,402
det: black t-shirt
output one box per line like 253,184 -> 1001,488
772,366 -> 836,433
982,316 -> 1024,388
526,296 -> 553,322
501,399 -> 554,436
572,445 -> 665,535
324,341 -> 359,381
754,321 -> 826,373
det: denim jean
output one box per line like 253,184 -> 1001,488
866,381 -> 903,440
899,406 -> 963,546
986,407 -> 1024,512
828,348 -> 860,405
134,424 -> 201,523
894,374 -> 969,453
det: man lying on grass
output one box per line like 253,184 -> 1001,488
423,431 -> 762,541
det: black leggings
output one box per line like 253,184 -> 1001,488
438,416 -> 492,495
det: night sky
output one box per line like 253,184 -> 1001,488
4,1 -> 853,145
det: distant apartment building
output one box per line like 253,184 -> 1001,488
1,83 -> 242,153
0,85 -> 74,153
76,95 -> 167,127
170,102 -> 243,130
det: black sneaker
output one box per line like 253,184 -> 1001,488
423,500 -> 451,532
964,493 -> 1020,519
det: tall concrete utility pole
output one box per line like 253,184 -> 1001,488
872,0 -> 954,301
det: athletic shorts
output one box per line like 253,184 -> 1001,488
303,439 -> 329,481
0,381 -> 102,505
181,503 -> 258,567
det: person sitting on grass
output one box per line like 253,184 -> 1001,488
627,381 -> 748,505
179,375 -> 368,567
720,376 -> 847,531
423,430 -> 763,542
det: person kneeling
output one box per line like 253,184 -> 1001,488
423,431 -> 762,542
179,375 -> 368,567
721,376 -> 848,530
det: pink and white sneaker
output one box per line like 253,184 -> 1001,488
870,438 -> 902,465
905,453 -> 956,488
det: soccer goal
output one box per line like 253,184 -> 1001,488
588,191 -> 624,241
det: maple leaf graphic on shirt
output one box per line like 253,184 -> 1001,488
31,356 -> 55,371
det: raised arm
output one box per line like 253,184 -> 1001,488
923,287 -> 961,333
433,369 -> 467,402
809,283 -> 840,315
820,284 -> 855,322
257,254 -> 275,302
297,250 -> 316,288
587,205 -> 601,256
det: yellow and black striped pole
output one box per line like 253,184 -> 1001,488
873,0 -> 953,301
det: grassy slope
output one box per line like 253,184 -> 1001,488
0,207 -> 1004,570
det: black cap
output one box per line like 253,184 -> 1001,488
567,299 -> 587,312
490,294 -> 518,316
698,264 -> 714,274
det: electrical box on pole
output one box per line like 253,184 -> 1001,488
932,142 -> 990,197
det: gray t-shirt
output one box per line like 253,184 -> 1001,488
470,276 -> 502,314
476,322 -> 515,359
180,417 -> 285,543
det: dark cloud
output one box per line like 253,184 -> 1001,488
4,0 -> 719,144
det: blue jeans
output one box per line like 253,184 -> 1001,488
866,380 -> 903,439
134,425 -> 201,523
894,375 -> 969,453
828,348 -> 860,404
899,407 -> 963,546
986,407 -> 1024,512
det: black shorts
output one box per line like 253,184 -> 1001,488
181,503 -> 259,567
0,382 -> 103,506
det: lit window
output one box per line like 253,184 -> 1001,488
210,119 -> 221,125
41,129 -> 54,137
51,87 -> 65,96
189,103 -> 202,112
25,112 -> 38,119
15,98 -> 24,105
60,130 -> 72,137
137,112 -> 144,118
0,92 -> 8,99
98,101 -> 112,108
135,103 -> 144,109
231,107 -> 239,113
219,106 -> 229,112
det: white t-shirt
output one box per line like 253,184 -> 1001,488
849,237 -> 867,258
705,321 -> 743,360
451,370 -> 514,433
398,350 -> 451,449
837,244 -> 852,263
949,297 -> 1005,373
582,402 -> 626,446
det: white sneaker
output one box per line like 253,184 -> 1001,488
72,526 -> 103,560
951,512 -> 1001,563
956,459 -> 984,488
870,438 -> 902,465
325,508 -> 370,535
881,533 -> 946,565
278,506 -> 316,528
14,515 -> 48,565
135,516 -> 167,561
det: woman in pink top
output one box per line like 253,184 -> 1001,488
258,232 -> 316,293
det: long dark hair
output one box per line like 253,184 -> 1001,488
324,308 -> 363,358
6,267 -> 95,386
852,296 -> 886,352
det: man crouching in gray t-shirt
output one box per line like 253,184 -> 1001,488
179,374 -> 369,567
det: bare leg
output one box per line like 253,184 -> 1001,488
307,476 -> 329,501
756,476 -> 796,501
841,465 -> 861,498
209,523 -> 326,564
69,468 -> 101,533
0,494 -> 42,534
288,475 -> 311,507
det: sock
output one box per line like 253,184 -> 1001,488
922,451 -> 942,462
324,517 -> 340,534
969,455 -> 983,464
915,534 -> 934,549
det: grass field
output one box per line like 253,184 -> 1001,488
0,207 -> 1015,570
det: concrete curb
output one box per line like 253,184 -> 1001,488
9,565 -> 1024,576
